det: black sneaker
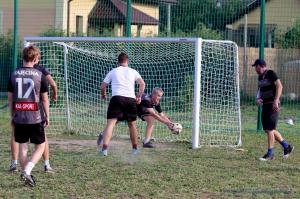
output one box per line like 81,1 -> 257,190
9,164 -> 17,172
97,132 -> 104,146
259,153 -> 274,161
143,141 -> 155,148
20,171 -> 36,187
283,145 -> 294,159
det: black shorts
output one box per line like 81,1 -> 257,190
262,103 -> 279,131
14,122 -> 45,144
107,96 -> 137,122
138,113 -> 151,121
137,108 -> 151,121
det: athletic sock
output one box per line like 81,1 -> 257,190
280,140 -> 289,149
24,162 -> 35,175
102,144 -> 108,150
267,148 -> 273,156
11,160 -> 18,165
132,144 -> 137,149
143,137 -> 151,144
44,160 -> 50,167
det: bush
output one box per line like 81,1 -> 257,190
39,27 -> 66,37
0,31 -> 21,92
159,23 -> 224,39
275,17 -> 300,48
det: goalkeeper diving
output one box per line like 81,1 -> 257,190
137,87 -> 181,148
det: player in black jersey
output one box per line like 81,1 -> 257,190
253,59 -> 294,161
137,88 -> 173,148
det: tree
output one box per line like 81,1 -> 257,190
159,0 -> 244,36
275,17 -> 300,48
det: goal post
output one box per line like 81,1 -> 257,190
24,37 -> 241,148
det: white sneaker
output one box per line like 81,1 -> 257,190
99,149 -> 108,156
44,166 -> 55,173
132,149 -> 139,155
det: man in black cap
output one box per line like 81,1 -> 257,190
253,58 -> 294,161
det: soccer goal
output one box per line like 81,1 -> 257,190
24,37 -> 241,148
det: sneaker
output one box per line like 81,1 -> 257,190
132,148 -> 140,155
44,166 -> 55,173
99,149 -> 108,156
259,153 -> 274,161
9,163 -> 17,172
283,145 -> 294,159
20,171 -> 36,187
97,132 -> 104,146
143,141 -> 155,148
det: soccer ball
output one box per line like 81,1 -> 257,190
287,93 -> 297,101
169,123 -> 183,134
285,118 -> 294,125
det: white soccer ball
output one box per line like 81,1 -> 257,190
285,118 -> 294,125
287,93 -> 297,101
170,123 -> 183,134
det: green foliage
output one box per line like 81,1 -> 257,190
160,23 -> 223,39
275,17 -> 300,48
0,31 -> 19,91
39,27 -> 66,37
159,0 -> 244,37
0,30 -> 13,57
177,75 -> 193,111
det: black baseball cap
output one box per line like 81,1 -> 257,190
252,59 -> 266,67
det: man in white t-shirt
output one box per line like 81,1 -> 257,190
97,52 -> 145,156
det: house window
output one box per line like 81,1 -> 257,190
76,16 -> 83,35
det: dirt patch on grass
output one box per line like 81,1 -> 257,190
48,138 -> 177,151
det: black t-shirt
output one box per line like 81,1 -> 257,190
34,64 -> 51,76
138,94 -> 162,114
258,70 -> 278,104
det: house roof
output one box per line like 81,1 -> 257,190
88,0 -> 159,25
133,0 -> 177,4
232,0 -> 271,21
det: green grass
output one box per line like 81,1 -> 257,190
0,105 -> 299,198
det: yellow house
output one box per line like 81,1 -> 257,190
226,0 -> 300,47
1,0 -> 59,37
0,0 -> 174,38
86,0 -> 160,37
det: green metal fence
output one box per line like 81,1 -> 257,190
0,0 -> 299,132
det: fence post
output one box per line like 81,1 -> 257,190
13,0 -> 19,70
257,0 -> 265,132
126,0 -> 132,37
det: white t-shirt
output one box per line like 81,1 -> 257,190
103,66 -> 142,99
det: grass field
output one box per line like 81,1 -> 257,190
0,104 -> 299,198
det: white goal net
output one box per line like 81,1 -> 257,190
24,37 -> 241,148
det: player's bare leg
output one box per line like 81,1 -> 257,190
266,130 -> 275,149
128,121 -> 139,154
20,143 -> 45,187
100,119 -> 118,156
43,137 -> 54,173
259,130 -> 275,161
274,130 -> 294,158
10,128 -> 19,172
19,144 -> 28,170
143,116 -> 155,148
